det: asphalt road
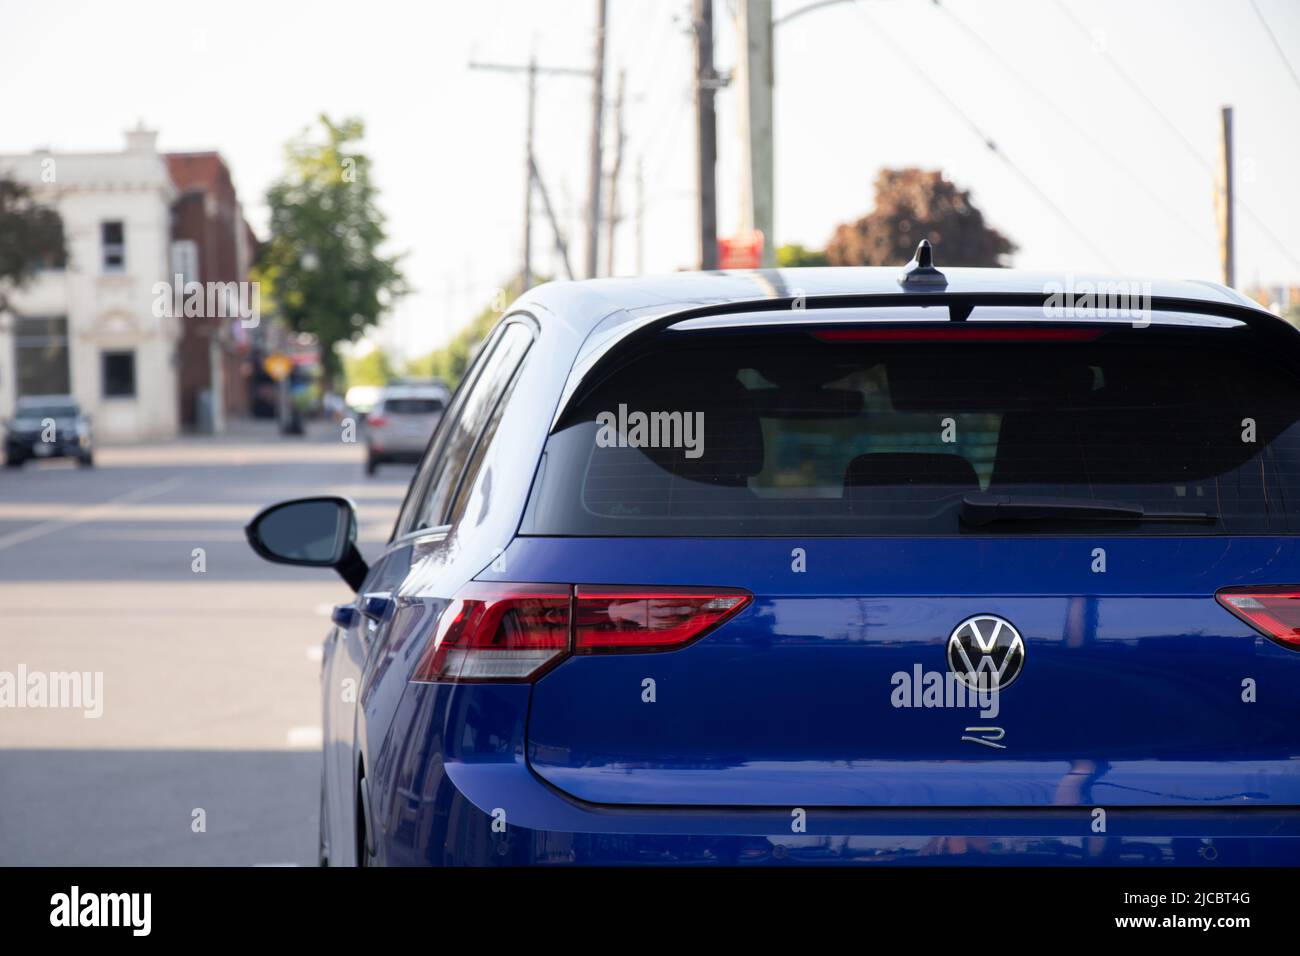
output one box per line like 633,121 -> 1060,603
0,420 -> 414,865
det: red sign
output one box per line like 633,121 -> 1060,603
717,230 -> 765,270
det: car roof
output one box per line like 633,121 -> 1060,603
514,266 -> 1269,336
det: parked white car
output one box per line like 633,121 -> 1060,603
364,384 -> 449,475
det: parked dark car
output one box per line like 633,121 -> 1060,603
3,395 -> 93,467
247,245 -> 1300,866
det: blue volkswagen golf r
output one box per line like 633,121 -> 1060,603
247,246 -> 1300,866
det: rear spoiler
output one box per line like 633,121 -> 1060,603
550,291 -> 1298,432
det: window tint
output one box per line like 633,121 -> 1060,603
383,397 -> 444,415
523,327 -> 1300,536
16,402 -> 77,419
412,323 -> 533,530
446,356 -> 528,527
392,339 -> 494,538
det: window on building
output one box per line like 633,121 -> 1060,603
102,350 -> 136,398
14,316 -> 70,396
170,239 -> 199,282
101,221 -> 125,272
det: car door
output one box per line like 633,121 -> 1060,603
323,320 -> 535,864
320,547 -> 409,866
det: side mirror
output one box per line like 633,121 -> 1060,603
245,496 -> 369,591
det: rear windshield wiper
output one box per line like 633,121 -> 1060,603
959,492 -> 1218,527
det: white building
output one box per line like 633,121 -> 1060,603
0,127 -> 180,441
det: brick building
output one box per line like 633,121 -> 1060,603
166,152 -> 259,430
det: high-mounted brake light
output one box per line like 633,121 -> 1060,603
1216,587 -> 1300,650
410,583 -> 753,682
811,326 -> 1104,343
411,583 -> 570,682
574,586 -> 751,653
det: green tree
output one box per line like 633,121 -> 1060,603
404,280 -> 529,389
776,243 -> 829,268
0,177 -> 66,313
342,347 -> 395,390
825,168 -> 1016,267
256,116 -> 408,379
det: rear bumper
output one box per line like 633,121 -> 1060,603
366,442 -> 423,460
5,438 -> 87,459
370,683 -> 1300,866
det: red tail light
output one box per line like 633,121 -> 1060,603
1216,587 -> 1300,650
367,415 -> 388,428
411,583 -> 570,682
574,586 -> 751,653
411,584 -> 752,682
812,326 -> 1103,343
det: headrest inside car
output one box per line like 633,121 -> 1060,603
844,452 -> 979,489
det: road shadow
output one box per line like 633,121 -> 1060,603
0,749 -> 320,866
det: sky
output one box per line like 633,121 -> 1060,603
1,0 -> 1298,361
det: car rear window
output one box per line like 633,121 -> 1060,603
384,397 -> 444,414
16,404 -> 78,419
522,325 -> 1300,536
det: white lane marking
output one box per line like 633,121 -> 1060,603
287,725 -> 323,748
74,529 -> 247,541
0,476 -> 184,552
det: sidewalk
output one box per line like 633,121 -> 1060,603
168,416 -> 345,446
93,417 -> 363,467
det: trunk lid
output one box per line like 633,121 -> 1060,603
512,535 -> 1300,807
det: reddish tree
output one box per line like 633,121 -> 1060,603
825,168 -> 1016,268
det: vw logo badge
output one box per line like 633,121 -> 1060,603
946,614 -> 1026,690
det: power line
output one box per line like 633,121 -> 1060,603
1250,0 -> 1300,96
1053,0 -> 1300,273
628,2 -> 682,104
635,11 -> 695,196
933,0 -> 1214,250
615,2 -> 691,266
1051,1 -> 1210,171
641,80 -> 693,201
774,0 -> 858,28
468,58 -> 593,290
856,3 -> 1121,270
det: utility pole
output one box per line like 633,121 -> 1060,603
469,58 -> 592,291
736,0 -> 775,266
523,57 -> 537,291
604,70 -> 627,277
693,0 -> 719,270
531,156 -> 575,280
1216,105 -> 1236,288
635,155 -> 645,275
586,0 -> 608,278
